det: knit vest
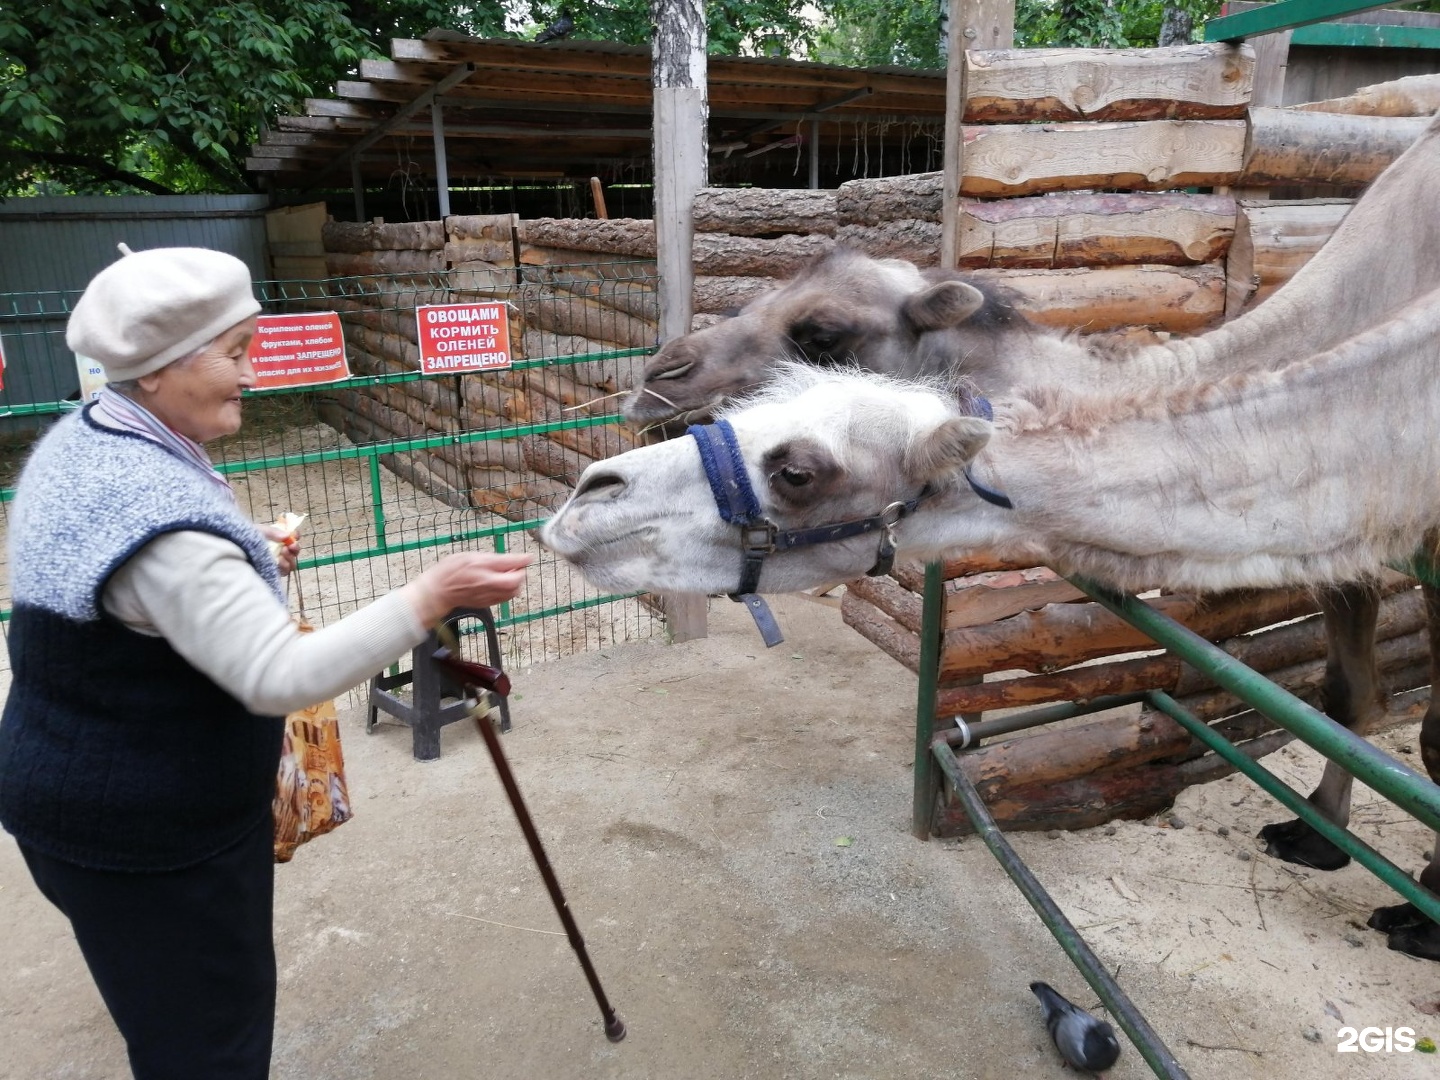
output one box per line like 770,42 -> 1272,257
0,408 -> 285,871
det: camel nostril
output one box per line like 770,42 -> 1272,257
573,470 -> 625,501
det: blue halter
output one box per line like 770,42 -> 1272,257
686,401 -> 1012,647
687,417 -> 925,647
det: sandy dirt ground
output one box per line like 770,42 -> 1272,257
3,594 -> 1440,1080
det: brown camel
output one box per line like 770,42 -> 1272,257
624,105 -> 1440,430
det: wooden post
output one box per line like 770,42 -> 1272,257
351,159 -> 366,222
432,103 -> 451,219
1231,28 -> 1291,202
589,176 -> 609,219
941,0 -> 1015,268
652,0 -> 709,642
808,118 -> 820,189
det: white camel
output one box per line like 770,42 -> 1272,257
619,108 -> 1440,891
542,332 -> 1440,957
548,108 -> 1440,959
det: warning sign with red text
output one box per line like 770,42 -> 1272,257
416,302 -> 512,374
248,312 -> 350,389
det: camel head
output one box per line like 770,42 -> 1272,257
543,367 -> 992,595
621,248 -> 1020,432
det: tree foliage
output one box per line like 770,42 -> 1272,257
4,0 -> 1234,197
811,0 -> 1225,62
521,1 -> 812,57
0,0 -> 517,195
812,0 -> 945,69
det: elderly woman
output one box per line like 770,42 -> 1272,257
0,246 -> 531,1080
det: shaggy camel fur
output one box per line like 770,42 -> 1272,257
545,357 -> 1440,958
599,110 -> 1440,957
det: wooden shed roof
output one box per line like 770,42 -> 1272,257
246,31 -> 948,189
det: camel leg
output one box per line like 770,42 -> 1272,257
1258,584 -> 1383,871
1367,581 -> 1440,961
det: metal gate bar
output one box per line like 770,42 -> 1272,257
1144,689 -> 1440,922
1075,577 -> 1440,834
914,564 -> 1440,1079
932,740 -> 1191,1080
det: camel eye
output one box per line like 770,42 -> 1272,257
807,332 -> 839,351
777,466 -> 812,487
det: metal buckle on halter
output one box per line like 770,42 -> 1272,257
878,501 -> 907,528
866,501 -> 908,578
739,522 -> 777,555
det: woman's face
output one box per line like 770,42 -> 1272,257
139,317 -> 259,442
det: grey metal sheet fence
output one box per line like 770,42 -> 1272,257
0,263 -> 665,671
0,196 -> 272,410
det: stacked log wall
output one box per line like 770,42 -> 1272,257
811,63 -> 1434,832
845,558 -> 1430,835
313,214 -> 651,520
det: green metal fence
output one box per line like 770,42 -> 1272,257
0,263 -> 665,672
914,563 -> 1440,1079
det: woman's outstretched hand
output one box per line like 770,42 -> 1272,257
403,551 -> 534,627
258,523 -> 302,576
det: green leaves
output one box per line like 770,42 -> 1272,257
0,0 -> 404,194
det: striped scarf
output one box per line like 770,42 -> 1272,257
89,387 -> 235,502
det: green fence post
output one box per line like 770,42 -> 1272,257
912,560 -> 945,839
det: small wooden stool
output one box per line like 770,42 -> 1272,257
366,606 -> 511,761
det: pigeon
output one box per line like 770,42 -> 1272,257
534,10 -> 574,43
1030,981 -> 1122,1073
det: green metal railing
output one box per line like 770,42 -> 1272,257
914,563 -> 1440,1078
0,264 -> 664,662
1204,0 -> 1440,49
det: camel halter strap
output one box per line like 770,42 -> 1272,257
961,396 -> 1013,510
687,417 -> 929,648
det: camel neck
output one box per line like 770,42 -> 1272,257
902,290 -> 1440,594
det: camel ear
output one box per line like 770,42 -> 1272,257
905,416 -> 990,483
902,281 -> 986,333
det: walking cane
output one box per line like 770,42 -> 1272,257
431,644 -> 627,1043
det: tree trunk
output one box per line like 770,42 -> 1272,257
936,587 -> 1324,680
692,186 -> 837,236
692,233 -> 835,277
515,218 -> 656,257
324,250 -> 445,277
1294,73 -> 1440,118
1157,7 -> 1194,47
692,275 -> 776,315
970,262 -> 1227,333
1226,198 -> 1353,315
322,220 -> 444,253
964,42 -> 1249,121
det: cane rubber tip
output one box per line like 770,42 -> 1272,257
604,1016 -> 627,1042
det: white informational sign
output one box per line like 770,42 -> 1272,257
76,354 -> 107,402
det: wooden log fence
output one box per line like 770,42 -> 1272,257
306,210 -> 655,526
845,553 -> 1429,834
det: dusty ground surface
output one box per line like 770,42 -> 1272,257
3,595 -> 1440,1080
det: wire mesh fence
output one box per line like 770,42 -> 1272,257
0,260 -> 666,674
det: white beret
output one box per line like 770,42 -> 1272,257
66,245 -> 262,381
